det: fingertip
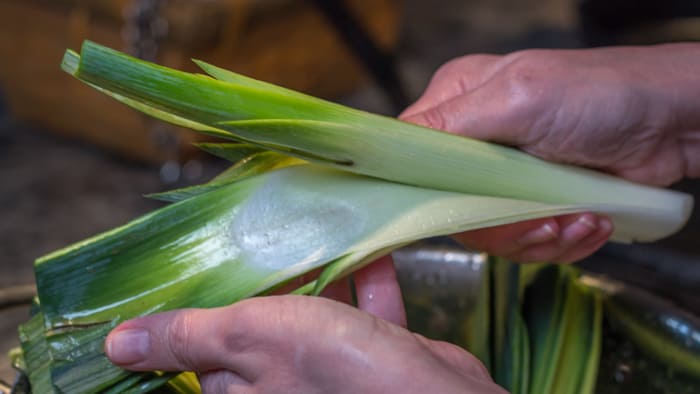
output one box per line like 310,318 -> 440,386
105,327 -> 151,366
559,213 -> 598,247
319,279 -> 353,305
550,215 -> 614,263
516,218 -> 559,246
598,216 -> 614,236
401,107 -> 448,132
354,256 -> 407,327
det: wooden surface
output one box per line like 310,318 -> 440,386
0,1 -> 196,162
0,0 -> 401,162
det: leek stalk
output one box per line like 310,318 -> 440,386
60,41 -> 693,243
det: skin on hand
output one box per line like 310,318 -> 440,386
332,45 -> 700,377
274,255 -> 407,327
400,43 -> 700,263
105,295 -> 506,394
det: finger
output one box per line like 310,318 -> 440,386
502,214 -> 609,263
320,278 -> 353,305
270,267 -> 322,295
415,336 -> 492,381
199,370 -> 252,394
452,217 -> 560,257
556,213 -> 598,248
553,216 -> 613,263
105,307 -> 265,379
401,87 -> 541,146
401,55 -> 501,119
453,213 -> 608,263
105,296 -> 380,380
354,255 -> 407,327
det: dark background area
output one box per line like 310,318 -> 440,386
1,0 -> 699,387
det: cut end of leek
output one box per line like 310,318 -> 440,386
60,49 -> 80,75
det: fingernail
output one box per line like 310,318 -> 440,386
599,217 -> 613,234
106,328 -> 150,364
518,223 -> 557,246
561,214 -> 597,246
577,215 -> 597,230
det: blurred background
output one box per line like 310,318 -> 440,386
1,0 -> 699,391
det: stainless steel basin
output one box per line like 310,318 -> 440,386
392,239 -> 700,393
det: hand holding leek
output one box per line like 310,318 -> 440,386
348,44 -> 700,338
401,43 -> 700,262
105,296 -> 507,394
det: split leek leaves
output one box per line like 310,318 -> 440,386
491,258 -> 529,393
62,41 -> 692,243
472,260 -> 600,394
24,157 -> 596,393
523,266 -> 602,394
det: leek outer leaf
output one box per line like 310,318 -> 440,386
18,313 -> 54,394
36,165 -> 590,328
193,143 -> 268,163
524,267 -> 602,394
29,162 -> 597,392
146,149 -> 302,203
491,259 -> 530,394
62,41 -> 693,243
580,291 -> 603,394
465,257 -> 491,372
524,266 -> 568,394
547,277 -> 598,394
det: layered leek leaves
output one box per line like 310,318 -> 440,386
12,41 -> 694,392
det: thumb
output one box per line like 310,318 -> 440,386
104,296 -> 380,380
401,85 -> 539,148
105,307 -> 244,374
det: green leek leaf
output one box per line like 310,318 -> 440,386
62,41 -> 693,243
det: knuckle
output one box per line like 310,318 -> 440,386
466,355 -> 491,380
219,300 -> 271,352
415,105 -> 448,131
440,341 -> 492,380
499,50 -> 556,113
433,57 -> 464,81
434,54 -> 496,81
165,311 -> 197,369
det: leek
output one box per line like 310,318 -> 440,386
458,260 -> 601,394
11,41 -> 694,392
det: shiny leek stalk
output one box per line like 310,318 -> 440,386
12,41 -> 693,392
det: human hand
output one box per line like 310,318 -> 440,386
105,295 -> 506,394
401,43 -> 700,262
